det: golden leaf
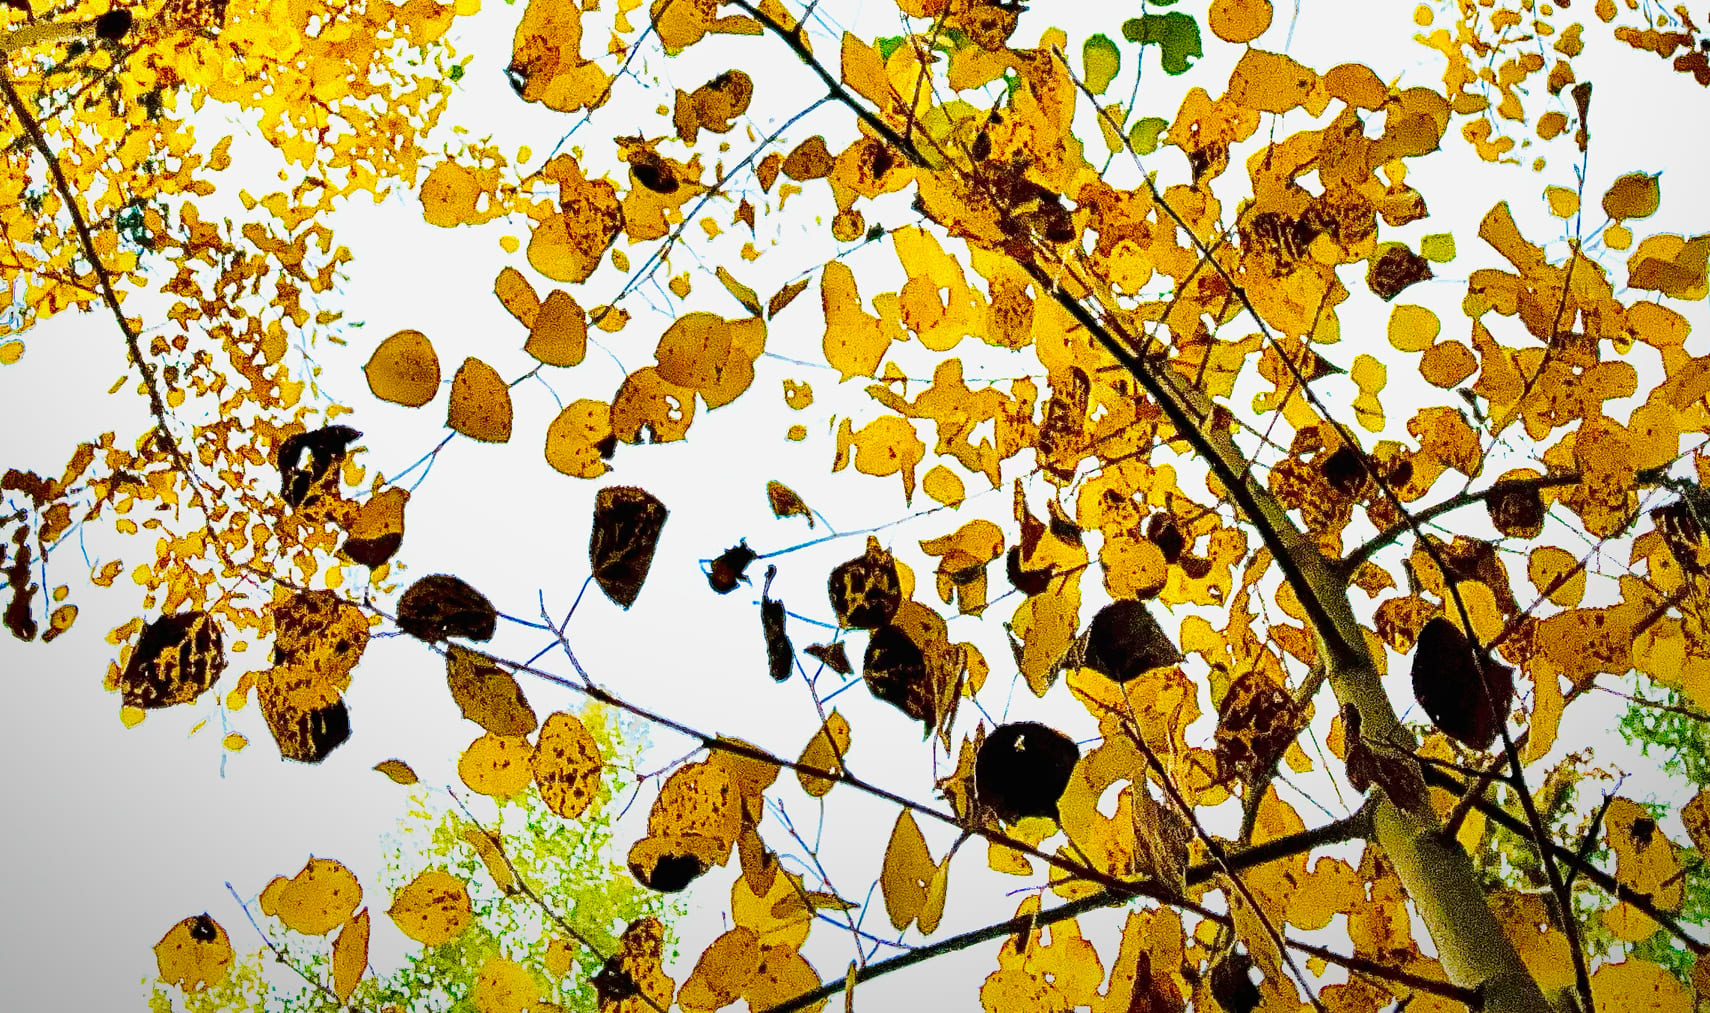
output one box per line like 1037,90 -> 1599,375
447,357 -> 514,443
259,857 -> 363,936
533,711 -> 604,819
153,914 -> 233,992
446,645 -> 537,735
474,954 -> 541,1013
796,709 -> 850,797
373,759 -> 419,784
458,733 -> 536,797
365,330 -> 441,407
387,870 -> 472,946
526,290 -> 589,367
331,910 -> 369,1002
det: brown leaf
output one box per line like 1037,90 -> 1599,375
707,540 -> 758,594
119,612 -> 226,709
277,425 -> 360,508
766,480 -> 814,527
1082,600 -> 1181,684
396,574 -> 497,643
1410,616 -> 1513,750
445,646 -> 537,735
590,486 -> 668,608
761,566 -> 793,683
804,641 -> 851,675
1367,243 -> 1434,301
828,535 -> 902,628
975,721 -> 1079,823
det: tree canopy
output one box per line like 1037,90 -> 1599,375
4,0 -> 1710,1012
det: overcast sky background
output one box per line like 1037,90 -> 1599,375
3,0 -> 1709,1009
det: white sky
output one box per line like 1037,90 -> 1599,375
3,0 -> 1709,1009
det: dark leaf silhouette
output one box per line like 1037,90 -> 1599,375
590,486 -> 668,608
863,623 -> 932,725
340,487 -> 407,568
1487,482 -> 1546,538
1341,703 -> 1428,810
119,611 -> 226,709
975,721 -> 1079,822
706,540 -> 757,594
804,641 -> 851,676
395,574 -> 496,643
829,536 -> 902,628
277,425 -> 361,508
1083,599 -> 1182,684
3,537 -> 36,641
1210,951 -> 1262,1013
261,695 -> 351,764
760,566 -> 792,683
1215,671 -> 1307,784
1004,544 -> 1053,596
1410,616 -> 1513,750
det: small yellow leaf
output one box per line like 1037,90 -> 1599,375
677,927 -> 762,1012
448,357 -> 513,443
458,733 -> 536,797
881,810 -> 934,931
532,711 -> 604,819
0,340 -> 22,365
462,826 -> 518,894
796,710 -> 850,797
374,759 -> 418,784
331,909 -> 369,1002
922,465 -> 965,507
222,733 -> 247,751
544,399 -> 613,478
1545,185 -> 1580,218
525,290 -> 589,367
365,330 -> 441,407
153,914 -> 233,992
1209,0 -> 1272,43
1387,304 -> 1439,352
494,267 -> 541,328
767,481 -> 814,527
258,857 -> 363,936
474,955 -> 540,1013
387,870 -> 473,946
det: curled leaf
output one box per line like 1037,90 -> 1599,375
707,540 -> 758,594
761,566 -> 793,683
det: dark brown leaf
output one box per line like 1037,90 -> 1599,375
975,721 -> 1079,823
277,425 -> 360,509
1341,703 -> 1428,811
1004,545 -> 1052,596
261,696 -> 351,764
1210,952 -> 1261,1013
1410,616 -> 1513,750
707,540 -> 758,594
1083,600 -> 1182,684
761,566 -> 792,683
1366,243 -> 1433,301
829,536 -> 902,628
804,641 -> 851,675
863,623 -> 933,724
396,575 -> 496,643
1487,481 -> 1546,538
3,536 -> 36,642
590,486 -> 668,609
1214,671 -> 1306,784
119,611 -> 226,709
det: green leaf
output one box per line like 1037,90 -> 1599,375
1420,232 -> 1457,263
1127,117 -> 1169,155
1120,12 -> 1202,76
1083,34 -> 1121,96
876,35 -> 906,61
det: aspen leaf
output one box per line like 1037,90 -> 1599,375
863,623 -> 935,725
761,568 -> 793,683
1368,243 -> 1433,301
715,265 -> 762,316
544,399 -> 614,478
277,425 -> 360,508
821,261 -> 889,380
923,464 -> 966,506
1528,546 -> 1585,606
1082,34 -> 1120,95
656,312 -> 734,390
649,760 -> 743,855
591,917 -> 674,1011
373,759 -> 418,784
1387,304 -> 1440,352
1350,354 -> 1387,431
365,330 -> 441,407
1209,0 -> 1271,42
526,290 -> 589,367
919,519 -> 1002,615
1122,12 -> 1202,75
1603,798 -> 1684,940
611,367 -> 697,443
742,943 -> 824,1013
1215,671 -> 1307,784
474,955 -> 540,1013
829,535 -> 902,628
461,826 -> 518,894
1324,62 -> 1386,109
782,136 -> 833,180
528,183 -> 623,284
341,486 -> 407,567
533,711 -> 604,819
707,541 -> 759,594
804,641 -> 851,675
768,277 -> 811,318
678,927 -> 761,1012
1628,233 -> 1710,299
397,574 -> 497,642
259,857 -> 362,936
494,266 -> 541,328
1082,600 -> 1180,684
1602,172 -> 1661,220
1684,788 -> 1710,854
508,0 -> 612,112
447,357 -> 513,443
976,722 -> 1078,823
387,870 -> 472,946
1420,340 -> 1478,387
1228,49 -> 1315,113
331,909 -> 368,1002
674,71 -> 753,144
446,645 -> 537,735
1420,231 -> 1457,261
590,485 -> 668,608
118,611 -> 225,710
1545,185 -> 1580,218
766,480 -> 813,526
1591,959 -> 1691,1013
153,914 -> 233,992
458,733 -> 536,797
849,415 -> 925,503
419,161 -> 483,227
796,709 -> 850,797
1410,617 -> 1513,750
628,834 -> 719,892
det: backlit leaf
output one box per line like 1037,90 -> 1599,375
153,914 -> 233,992
259,857 -> 362,936
1082,34 -> 1120,95
766,480 -> 814,526
593,917 -> 674,1012
459,733 -> 536,797
881,810 -> 934,931
796,709 -> 850,796
446,645 -> 537,735
545,399 -> 614,478
374,759 -> 419,784
677,927 -> 761,1012
387,869 -> 472,946
590,486 -> 668,608
1122,12 -> 1202,75
1209,0 -> 1272,43
341,487 -> 408,567
829,536 -> 902,628
1603,172 -> 1661,220
461,826 -> 519,894
397,574 -> 497,642
447,357 -> 513,443
331,909 -> 369,1002
118,611 -> 225,710
533,711 -> 604,819
474,954 -> 540,1013
1410,617 -> 1513,750
365,330 -> 441,407
526,290 -> 589,367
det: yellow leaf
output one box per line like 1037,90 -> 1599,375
387,870 -> 472,946
1387,304 -> 1438,352
458,733 -> 536,797
1528,546 -> 1585,606
821,261 -> 889,380
796,709 -> 850,797
544,399 -> 613,478
222,733 -> 247,751
420,161 -> 483,227
461,826 -> 518,894
1420,340 -> 1478,388
1603,172 -> 1661,220
374,759 -> 418,784
1209,0 -> 1272,43
767,480 -> 814,526
448,357 -> 513,443
153,914 -> 233,992
677,927 -> 761,1013
526,290 -> 589,367
1228,49 -> 1317,114
849,415 -> 925,503
0,340 -> 22,365
741,942 -> 825,1013
881,810 -> 934,931
446,645 -> 538,735
331,909 -> 369,1002
1545,185 -> 1580,218
259,857 -> 362,936
495,267 -> 542,328
365,330 -> 441,407
1591,959 -> 1691,1013
1350,353 -> 1387,431
922,465 -> 965,507
545,937 -> 575,978
533,711 -> 604,819
611,366 -> 696,443
472,955 -> 540,1013
716,266 -> 763,315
